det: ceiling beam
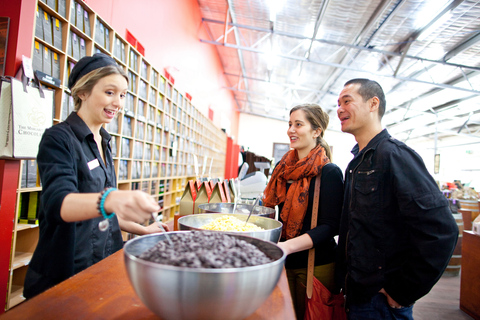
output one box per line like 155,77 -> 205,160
444,30 -> 480,62
201,38 -> 480,95
225,0 -> 251,112
201,18 -> 480,73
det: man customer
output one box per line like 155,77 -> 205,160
335,78 -> 458,319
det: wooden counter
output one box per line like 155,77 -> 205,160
0,249 -> 295,320
460,231 -> 480,320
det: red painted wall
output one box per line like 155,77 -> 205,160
0,0 -> 36,312
85,0 -> 239,140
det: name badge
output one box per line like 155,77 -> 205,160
87,158 -> 100,170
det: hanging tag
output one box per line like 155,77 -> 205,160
22,55 -> 35,79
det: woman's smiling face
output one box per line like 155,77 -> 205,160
78,74 -> 128,126
288,109 -> 319,159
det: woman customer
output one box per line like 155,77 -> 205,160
263,103 -> 344,319
24,53 -> 169,299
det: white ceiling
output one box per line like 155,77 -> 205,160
197,0 -> 480,146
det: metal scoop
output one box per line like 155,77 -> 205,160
152,212 -> 173,246
244,193 -> 263,226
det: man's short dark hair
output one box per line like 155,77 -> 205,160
344,78 -> 386,119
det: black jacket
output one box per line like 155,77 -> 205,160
336,129 -> 458,307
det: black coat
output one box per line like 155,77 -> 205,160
336,129 -> 458,307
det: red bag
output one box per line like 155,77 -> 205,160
304,277 -> 346,320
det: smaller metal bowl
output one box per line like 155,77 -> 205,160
178,213 -> 282,243
198,202 -> 276,219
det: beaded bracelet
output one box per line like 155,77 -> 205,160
97,187 -> 117,219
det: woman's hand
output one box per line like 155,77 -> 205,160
104,190 -> 160,224
276,234 -> 314,256
144,221 -> 170,234
277,241 -> 292,255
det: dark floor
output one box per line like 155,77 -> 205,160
413,273 -> 473,320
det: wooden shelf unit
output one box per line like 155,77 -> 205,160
5,0 -> 226,311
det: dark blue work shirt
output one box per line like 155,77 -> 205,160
24,112 -> 123,298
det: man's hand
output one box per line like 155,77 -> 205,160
379,288 -> 403,309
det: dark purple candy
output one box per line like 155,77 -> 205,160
138,231 -> 273,268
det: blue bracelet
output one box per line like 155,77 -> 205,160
98,187 -> 117,219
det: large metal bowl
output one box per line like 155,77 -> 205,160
124,232 -> 286,320
178,213 -> 282,243
198,202 -> 276,219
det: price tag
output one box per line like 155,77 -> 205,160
22,55 -> 35,79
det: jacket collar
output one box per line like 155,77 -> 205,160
65,112 -> 111,143
351,128 -> 390,156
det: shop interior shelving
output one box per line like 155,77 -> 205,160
6,0 -> 226,310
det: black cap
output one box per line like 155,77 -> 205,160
68,53 -> 118,89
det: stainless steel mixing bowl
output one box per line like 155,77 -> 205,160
198,202 -> 276,219
124,232 -> 286,320
178,213 -> 282,243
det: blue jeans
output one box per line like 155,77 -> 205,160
348,293 -> 414,320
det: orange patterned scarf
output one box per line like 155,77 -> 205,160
263,145 -> 329,239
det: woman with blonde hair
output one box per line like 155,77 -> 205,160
24,53 -> 168,299
263,103 -> 344,319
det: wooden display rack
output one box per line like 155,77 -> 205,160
5,0 -> 226,311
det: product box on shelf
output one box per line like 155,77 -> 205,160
42,11 -> 53,45
79,38 -> 86,58
43,46 -> 52,75
95,19 -> 105,48
35,6 -> 44,40
52,17 -> 62,50
57,0 -> 67,18
83,10 -> 91,36
114,37 -> 122,61
69,1 -> 76,24
45,0 -> 55,9
33,41 -> 43,72
105,28 -> 110,51
26,160 -> 38,188
75,3 -> 84,32
52,52 -> 61,79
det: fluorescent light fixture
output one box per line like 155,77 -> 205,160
417,12 -> 452,41
265,44 -> 281,70
266,0 -> 287,22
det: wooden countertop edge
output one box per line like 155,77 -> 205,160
1,248 -> 295,320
